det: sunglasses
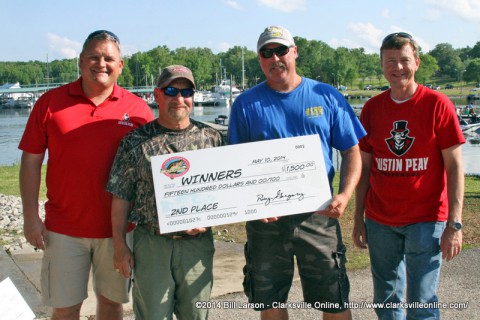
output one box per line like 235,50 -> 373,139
161,86 -> 195,98
382,32 -> 413,45
259,45 -> 292,59
86,30 -> 120,44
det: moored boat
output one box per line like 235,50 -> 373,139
458,115 -> 480,133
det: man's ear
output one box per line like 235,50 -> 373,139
154,87 -> 161,100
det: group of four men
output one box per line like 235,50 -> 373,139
20,26 -> 464,320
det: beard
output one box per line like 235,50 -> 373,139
167,102 -> 190,122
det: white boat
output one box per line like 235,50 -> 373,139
0,94 -> 35,109
0,96 -> 16,108
459,116 -> 480,134
209,79 -> 242,107
461,123 -> 480,134
194,90 -> 222,106
194,90 -> 206,104
14,96 -> 34,108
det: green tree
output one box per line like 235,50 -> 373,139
118,56 -> 134,87
416,54 -> 439,84
50,59 -> 77,83
243,49 -> 262,87
217,46 -> 246,88
429,43 -> 462,78
2,38 -> 480,90
179,47 -> 216,90
148,45 -> 174,77
463,59 -> 480,84
332,47 -> 353,87
468,42 -> 480,59
295,37 -> 322,78
359,53 -> 380,84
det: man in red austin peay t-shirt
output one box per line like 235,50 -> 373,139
18,30 -> 154,319
353,32 -> 465,320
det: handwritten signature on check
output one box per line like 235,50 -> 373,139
257,190 -> 306,206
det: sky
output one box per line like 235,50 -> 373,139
1,0 -> 480,62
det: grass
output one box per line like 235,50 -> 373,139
342,81 -> 480,100
1,165 -> 478,271
344,88 -> 475,100
213,174 -> 480,270
0,164 -> 47,198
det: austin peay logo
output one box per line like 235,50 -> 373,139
118,113 -> 134,127
385,120 -> 415,157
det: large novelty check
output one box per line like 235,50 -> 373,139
151,134 -> 332,233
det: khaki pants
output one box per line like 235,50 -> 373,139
132,226 -> 215,320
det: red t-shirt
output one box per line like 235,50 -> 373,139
19,78 -> 154,238
359,85 -> 465,226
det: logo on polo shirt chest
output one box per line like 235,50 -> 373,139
117,113 -> 134,127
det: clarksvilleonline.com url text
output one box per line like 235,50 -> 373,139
196,300 -> 469,310
344,301 -> 469,310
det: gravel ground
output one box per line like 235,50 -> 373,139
123,248 -> 479,320
205,248 -> 479,320
0,194 -> 46,252
2,194 -> 477,319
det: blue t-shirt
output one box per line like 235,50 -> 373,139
227,78 -> 366,184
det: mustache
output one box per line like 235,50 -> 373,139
168,102 -> 189,109
269,61 -> 286,71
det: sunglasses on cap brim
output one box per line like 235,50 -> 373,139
382,32 -> 413,44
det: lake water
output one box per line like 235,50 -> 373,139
1,100 -> 479,174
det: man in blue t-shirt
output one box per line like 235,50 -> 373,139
228,25 -> 366,320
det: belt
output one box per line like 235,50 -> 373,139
139,224 -> 199,240
160,233 -> 198,240
162,233 -> 199,240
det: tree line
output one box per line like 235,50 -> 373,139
2,37 -> 480,90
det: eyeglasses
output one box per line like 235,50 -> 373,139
161,87 -> 195,98
382,32 -> 413,45
259,45 -> 292,59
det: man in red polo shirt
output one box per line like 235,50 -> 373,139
19,30 -> 154,319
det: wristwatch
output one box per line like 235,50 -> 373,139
447,221 -> 462,231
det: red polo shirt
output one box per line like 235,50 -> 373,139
19,78 -> 154,238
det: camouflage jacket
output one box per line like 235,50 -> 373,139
107,118 -> 224,234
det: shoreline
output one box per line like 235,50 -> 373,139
0,194 -> 45,252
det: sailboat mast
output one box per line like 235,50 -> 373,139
242,47 -> 245,90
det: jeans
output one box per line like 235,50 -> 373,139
365,218 -> 446,320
